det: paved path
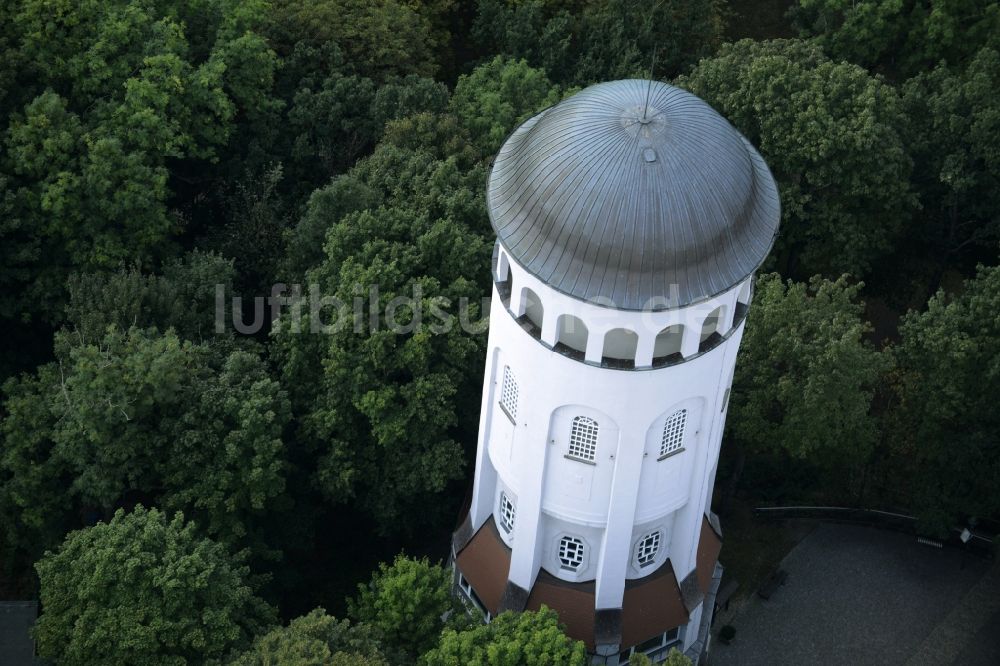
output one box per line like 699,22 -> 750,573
0,602 -> 37,665
906,559 -> 1000,666
709,524 -> 997,666
953,605 -> 1000,665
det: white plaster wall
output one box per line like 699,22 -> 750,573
468,244 -> 751,620
539,513 -> 605,583
625,516 -> 676,579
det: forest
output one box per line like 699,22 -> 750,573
0,0 -> 998,663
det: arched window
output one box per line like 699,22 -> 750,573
660,409 -> 687,458
635,530 -> 662,568
498,491 -> 515,534
499,366 -> 518,421
567,416 -> 599,462
558,536 -> 586,571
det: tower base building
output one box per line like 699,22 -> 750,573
451,80 -> 780,665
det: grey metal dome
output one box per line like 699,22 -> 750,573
487,79 -> 780,310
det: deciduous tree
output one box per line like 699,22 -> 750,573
791,0 -> 1000,78
890,263 -> 1000,533
65,250 -> 235,344
472,0 -> 724,86
449,55 -> 561,157
0,328 -> 289,567
680,40 -> 915,279
348,555 -> 465,661
34,506 -> 275,666
273,204 -> 490,528
232,608 -> 387,666
729,274 -> 888,492
901,48 -> 1000,258
422,608 -> 588,666
267,0 -> 440,81
2,0 -> 276,323
283,175 -> 382,280
287,72 -> 447,183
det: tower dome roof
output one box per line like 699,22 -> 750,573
487,79 -> 780,311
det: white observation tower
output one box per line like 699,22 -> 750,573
451,80 -> 780,665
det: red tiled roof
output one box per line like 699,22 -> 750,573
454,517 -> 510,615
621,560 -> 690,649
526,570 -> 598,649
454,513 -> 723,653
697,514 -> 723,594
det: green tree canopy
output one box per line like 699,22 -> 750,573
679,39 -> 915,279
65,250 -> 235,344
231,608 -> 387,666
272,59 -> 543,529
380,112 -> 480,167
1,0 -> 276,323
729,274 -> 888,492
348,142 -> 489,230
0,2 -> 21,116
890,263 -> 1000,533
472,0 -> 724,86
901,47 -> 1000,258
791,0 -> 1000,78
0,327 -> 289,567
34,506 -> 275,666
283,71 -> 448,194
273,202 -> 490,528
282,175 -> 383,281
449,55 -> 562,157
267,0 -> 440,81
348,555 -> 465,660
421,607 -> 588,666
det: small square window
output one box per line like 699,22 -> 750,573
635,530 -> 661,568
558,536 -> 586,571
498,492 -> 515,534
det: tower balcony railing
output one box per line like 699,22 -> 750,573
492,242 -> 754,371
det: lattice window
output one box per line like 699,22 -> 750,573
660,409 -> 687,457
499,366 -> 518,420
498,492 -> 515,533
568,416 -> 599,461
635,531 -> 661,568
558,536 -> 586,571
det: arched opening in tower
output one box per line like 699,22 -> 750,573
653,324 -> 685,367
602,327 -> 639,369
